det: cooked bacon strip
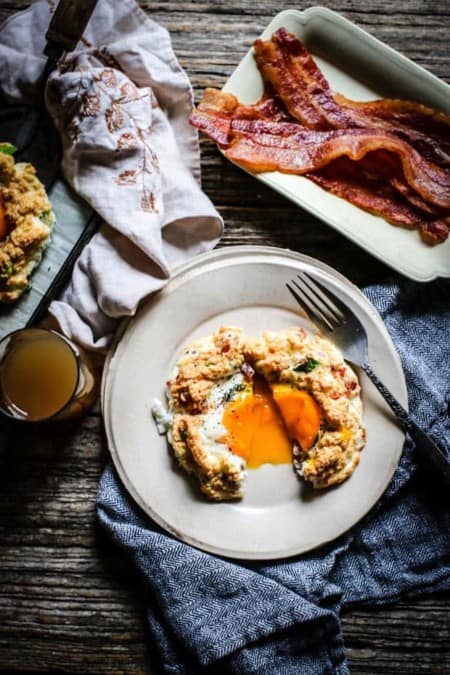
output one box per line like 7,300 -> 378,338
307,158 -> 449,244
418,218 -> 450,244
192,90 -> 449,216
253,28 -> 353,129
334,95 -> 450,133
191,96 -> 450,219
227,120 -> 450,209
190,34 -> 450,245
189,87 -> 294,147
255,29 -> 450,167
235,88 -> 293,122
191,98 -> 449,243
355,151 -> 446,217
190,88 -> 239,147
334,94 -> 450,167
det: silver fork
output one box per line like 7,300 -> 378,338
287,272 -> 450,483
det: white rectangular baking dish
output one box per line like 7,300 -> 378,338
222,7 -> 450,282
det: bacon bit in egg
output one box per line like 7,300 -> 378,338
241,362 -> 255,381
329,391 -> 342,400
346,381 -> 357,394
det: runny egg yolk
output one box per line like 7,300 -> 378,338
222,377 -> 321,469
271,384 -> 322,453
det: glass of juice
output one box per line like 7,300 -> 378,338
0,328 -> 98,422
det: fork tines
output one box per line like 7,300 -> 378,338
286,272 -> 346,334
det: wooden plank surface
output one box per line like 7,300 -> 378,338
1,1 -> 449,673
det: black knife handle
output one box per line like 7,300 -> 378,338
45,0 -> 99,55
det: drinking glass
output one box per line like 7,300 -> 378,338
0,328 -> 98,422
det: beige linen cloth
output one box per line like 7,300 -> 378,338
0,0 -> 222,349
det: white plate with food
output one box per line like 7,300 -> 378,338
102,246 -> 406,559
191,7 -> 450,282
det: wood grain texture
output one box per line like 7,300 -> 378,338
1,1 -> 449,673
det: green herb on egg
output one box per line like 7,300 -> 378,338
0,143 -> 17,156
293,358 -> 320,373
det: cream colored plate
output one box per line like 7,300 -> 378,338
222,8 -> 450,282
102,246 -> 407,559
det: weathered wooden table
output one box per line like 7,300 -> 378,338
1,1 -> 449,672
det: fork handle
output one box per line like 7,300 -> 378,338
362,364 -> 450,483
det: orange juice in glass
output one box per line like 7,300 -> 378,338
0,328 -> 98,422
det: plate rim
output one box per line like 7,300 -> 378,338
221,7 -> 450,283
102,245 -> 407,560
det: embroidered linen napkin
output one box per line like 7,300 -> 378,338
0,0 -> 222,349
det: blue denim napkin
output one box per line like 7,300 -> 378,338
97,278 -> 450,674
